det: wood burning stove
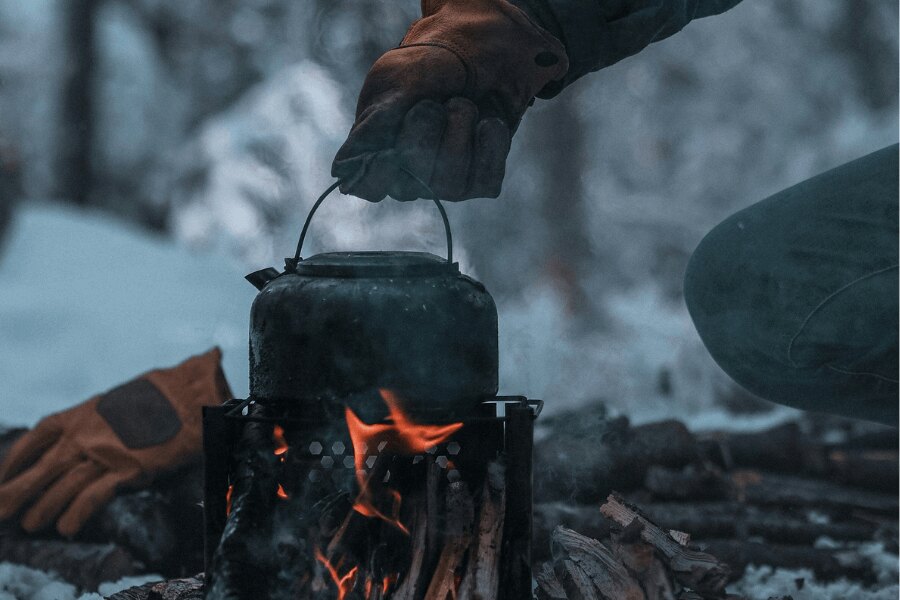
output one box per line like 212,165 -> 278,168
201,185 -> 542,599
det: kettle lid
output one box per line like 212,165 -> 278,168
291,251 -> 459,278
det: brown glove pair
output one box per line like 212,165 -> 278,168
332,0 -> 568,202
0,348 -> 231,537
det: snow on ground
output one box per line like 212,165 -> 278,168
0,203 -> 254,427
0,562 -> 159,600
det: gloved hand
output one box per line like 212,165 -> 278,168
0,348 -> 232,537
332,0 -> 568,202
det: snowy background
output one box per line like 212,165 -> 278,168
0,1 -> 897,597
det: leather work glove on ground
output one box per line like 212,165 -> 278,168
332,0 -> 569,202
0,348 -> 232,537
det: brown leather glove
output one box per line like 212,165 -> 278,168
0,348 -> 232,537
332,0 -> 568,202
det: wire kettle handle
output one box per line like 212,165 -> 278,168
290,166 -> 453,268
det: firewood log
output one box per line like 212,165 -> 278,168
635,501 -> 878,544
535,416 -> 698,503
643,465 -> 731,501
827,448 -> 899,493
599,494 -> 729,597
732,471 -> 898,514
551,526 -> 646,600
534,502 -> 613,561
390,502 -> 428,600
534,563 -> 567,600
609,526 -> 675,600
424,481 -> 474,600
697,423 -> 826,475
458,460 -> 506,600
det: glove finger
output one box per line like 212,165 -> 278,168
431,98 -> 478,201
333,99 -> 411,196
344,152 -> 402,203
390,99 -> 447,201
21,461 -> 103,533
0,443 -> 76,521
0,417 -> 64,482
56,470 -> 133,537
467,118 -> 512,199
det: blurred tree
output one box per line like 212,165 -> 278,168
533,93 -> 598,320
0,139 -> 21,251
59,0 -> 97,206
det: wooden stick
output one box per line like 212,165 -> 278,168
458,460 -> 506,600
424,481 -> 474,600
600,494 -> 729,597
390,502 -> 428,600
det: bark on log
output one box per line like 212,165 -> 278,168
599,494 -> 730,597
551,526 -> 646,600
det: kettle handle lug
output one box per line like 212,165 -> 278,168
290,168 -> 453,271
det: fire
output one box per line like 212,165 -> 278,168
273,425 -> 289,461
315,547 -> 358,600
225,484 -> 234,516
345,389 -> 463,533
276,483 -> 289,500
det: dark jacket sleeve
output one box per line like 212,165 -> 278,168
509,0 -> 744,96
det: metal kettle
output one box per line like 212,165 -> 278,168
245,182 -> 498,420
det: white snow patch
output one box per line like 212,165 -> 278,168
0,562 -> 78,600
94,575 -> 163,598
731,564 -> 898,600
730,542 -> 899,599
0,203 -> 253,427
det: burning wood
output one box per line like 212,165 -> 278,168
200,393 -> 531,600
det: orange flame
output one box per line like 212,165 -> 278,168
273,425 -> 288,462
225,484 -> 234,516
382,574 -> 398,596
276,483 -> 289,500
315,547 -> 358,600
345,389 -> 463,534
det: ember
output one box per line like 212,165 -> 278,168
316,548 -> 359,600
